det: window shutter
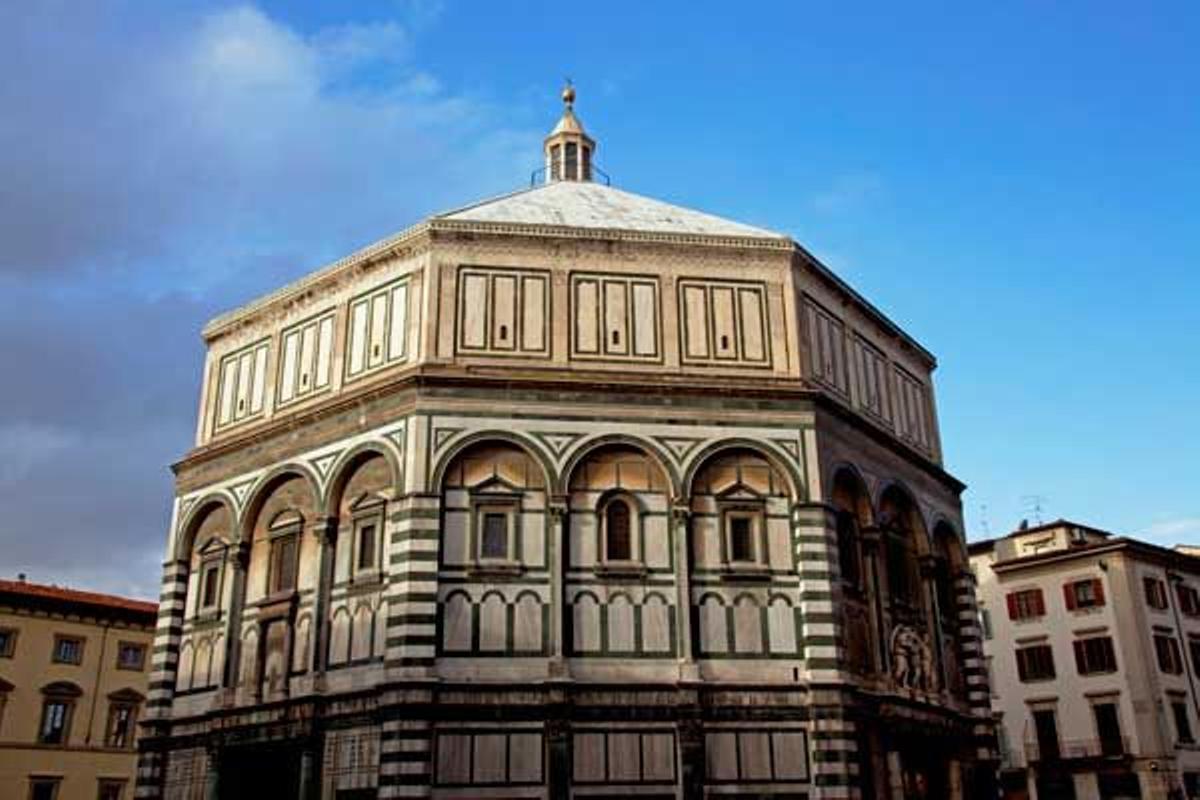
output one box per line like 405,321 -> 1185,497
1007,593 -> 1018,620
1064,583 -> 1077,611
1093,578 -> 1105,606
1074,640 -> 1087,673
1034,589 -> 1045,616
1016,650 -> 1028,681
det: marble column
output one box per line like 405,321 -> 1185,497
671,504 -> 698,679
548,498 -> 568,677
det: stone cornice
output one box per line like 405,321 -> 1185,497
171,365 -> 966,498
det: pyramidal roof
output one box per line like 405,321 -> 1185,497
435,180 -> 788,241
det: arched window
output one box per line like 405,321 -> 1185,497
836,511 -> 861,588
605,499 -> 632,562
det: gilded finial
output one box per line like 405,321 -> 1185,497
561,79 -> 575,108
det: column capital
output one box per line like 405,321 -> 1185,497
548,496 -> 569,520
309,517 -> 338,544
671,504 -> 691,523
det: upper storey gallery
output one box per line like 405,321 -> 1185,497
194,88 -> 942,461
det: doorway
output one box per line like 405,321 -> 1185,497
220,742 -> 302,800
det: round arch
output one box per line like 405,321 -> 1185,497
239,463 -> 324,542
681,438 -> 806,502
828,463 -> 875,527
931,517 -> 967,571
557,434 -> 680,498
875,480 -> 932,555
174,493 -> 239,562
323,442 -> 402,512
430,430 -> 556,492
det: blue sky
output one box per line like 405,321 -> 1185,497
1,2 -> 1197,597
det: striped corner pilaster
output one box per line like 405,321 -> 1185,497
810,713 -> 861,799
378,714 -> 434,798
385,493 -> 441,672
146,559 -> 189,719
795,504 -> 847,682
952,571 -> 997,761
133,747 -> 166,800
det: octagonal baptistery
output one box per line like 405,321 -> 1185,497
138,89 -> 996,800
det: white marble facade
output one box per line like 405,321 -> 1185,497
138,93 -> 991,800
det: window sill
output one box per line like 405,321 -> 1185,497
596,562 -> 647,578
470,561 -> 523,578
351,569 -> 384,587
192,609 -> 223,626
720,564 -> 772,582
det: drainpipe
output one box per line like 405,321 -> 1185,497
1167,573 -> 1200,721
84,620 -> 112,745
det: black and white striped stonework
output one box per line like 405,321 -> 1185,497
378,709 -> 434,798
954,570 -> 997,762
795,504 -> 858,796
384,494 -> 441,669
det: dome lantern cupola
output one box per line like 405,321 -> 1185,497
543,82 -> 595,183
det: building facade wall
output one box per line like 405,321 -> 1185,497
974,528 -> 1200,800
0,591 -> 155,800
140,206 -> 987,799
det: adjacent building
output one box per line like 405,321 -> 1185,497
971,520 -> 1200,800
0,577 -> 157,800
137,88 -> 994,799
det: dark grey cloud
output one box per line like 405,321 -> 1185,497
0,3 -> 539,597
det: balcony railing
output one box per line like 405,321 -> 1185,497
1024,737 -> 1130,762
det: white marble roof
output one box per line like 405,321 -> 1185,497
436,180 -> 787,240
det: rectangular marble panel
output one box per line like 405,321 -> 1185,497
508,733 -> 542,783
491,274 -> 516,350
472,734 -> 506,783
682,285 -> 709,358
460,273 -> 487,349
315,315 -> 333,388
739,287 -> 765,362
347,300 -> 368,375
575,278 -> 599,354
521,276 -> 545,352
712,286 -> 737,359
603,280 -> 628,355
388,282 -> 408,361
632,281 -> 658,357
572,733 -> 605,782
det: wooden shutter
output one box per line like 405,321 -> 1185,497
1064,583 -> 1077,611
1016,649 -> 1028,681
1074,640 -> 1087,673
1092,578 -> 1105,607
1034,589 -> 1046,616
1006,593 -> 1018,620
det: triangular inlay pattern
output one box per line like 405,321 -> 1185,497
771,438 -> 801,461
229,479 -> 256,510
311,451 -> 341,481
531,430 -> 586,459
433,427 -> 465,452
384,424 -> 407,452
653,436 -> 704,464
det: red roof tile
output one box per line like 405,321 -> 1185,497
0,579 -> 157,617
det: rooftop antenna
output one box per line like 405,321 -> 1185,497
1020,494 -> 1047,526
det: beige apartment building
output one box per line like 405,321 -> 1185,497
136,88 -> 994,799
0,577 -> 157,800
971,521 -> 1200,800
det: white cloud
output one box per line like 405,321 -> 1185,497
0,5 -> 537,286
